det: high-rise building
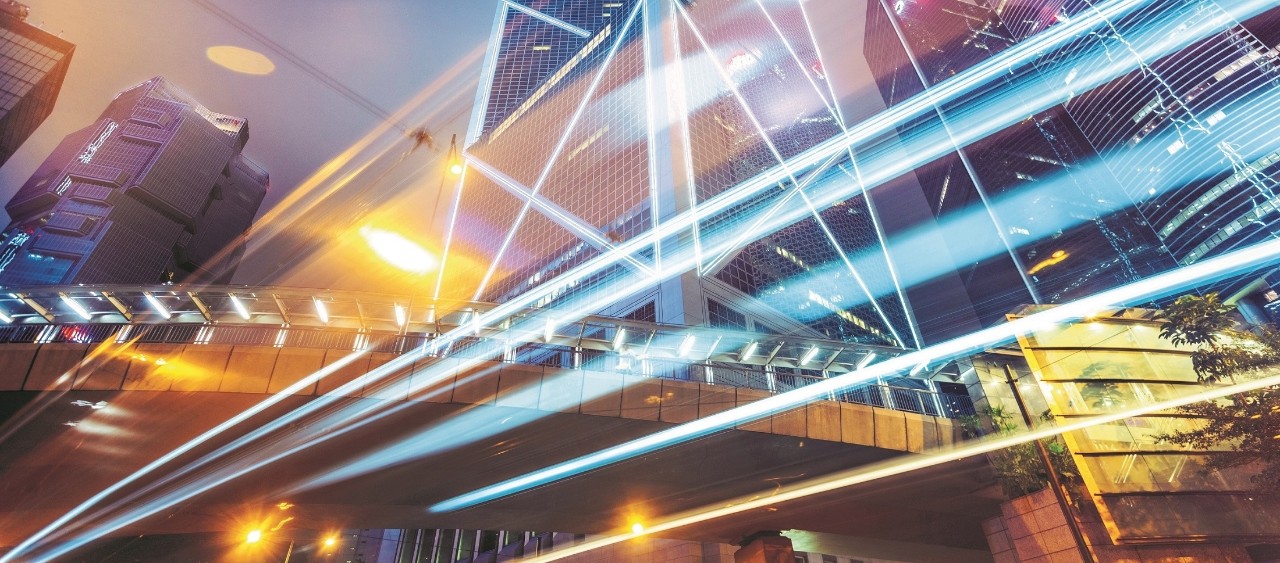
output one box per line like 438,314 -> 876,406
443,0 -> 989,350
0,76 -> 268,286
0,2 -> 74,170
981,0 -> 1280,314
863,0 -> 1176,327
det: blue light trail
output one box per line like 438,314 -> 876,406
431,234 -> 1280,512
9,0 -> 1275,557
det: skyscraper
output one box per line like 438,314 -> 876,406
0,3 -> 74,170
864,0 -> 1176,327
443,0 -> 986,349
980,0 -> 1280,312
0,76 -> 268,286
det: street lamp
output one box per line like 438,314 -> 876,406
446,133 -> 462,175
246,530 -> 263,544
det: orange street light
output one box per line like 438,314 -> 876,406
246,529 -> 263,544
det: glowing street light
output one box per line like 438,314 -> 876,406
359,226 -> 437,275
245,530 -> 263,544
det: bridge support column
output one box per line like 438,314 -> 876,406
734,531 -> 793,563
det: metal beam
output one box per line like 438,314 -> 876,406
101,292 -> 133,322
187,292 -> 213,322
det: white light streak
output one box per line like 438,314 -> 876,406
2,350 -> 373,563
143,293 -> 172,320
613,327 -> 627,351
473,1 -> 645,300
431,235 -> 1280,513
229,293 -> 251,320
738,341 -> 758,362
59,293 -> 92,321
858,353 -> 876,369
528,371 -> 1280,562
15,1 -> 1277,557
678,334 -> 696,357
395,304 -> 407,327
313,298 -> 329,324
801,346 -> 820,365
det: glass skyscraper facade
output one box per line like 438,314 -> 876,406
445,0 -> 1280,345
864,0 -> 1177,328
445,0 -> 971,348
982,0 -> 1280,309
0,7 -> 73,170
0,76 -> 268,286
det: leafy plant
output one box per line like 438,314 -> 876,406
1154,293 -> 1280,492
974,405 -> 1082,502
1156,293 -> 1277,384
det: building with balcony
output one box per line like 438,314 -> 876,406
0,76 -> 267,286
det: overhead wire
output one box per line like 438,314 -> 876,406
187,0 -> 409,133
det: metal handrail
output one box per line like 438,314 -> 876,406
0,321 -> 974,419
0,284 -> 904,375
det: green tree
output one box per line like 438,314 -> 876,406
963,406 -> 1081,502
1156,293 -> 1280,491
1156,293 -> 1276,383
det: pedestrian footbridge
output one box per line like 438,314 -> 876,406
0,285 -> 996,560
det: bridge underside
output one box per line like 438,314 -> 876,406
0,384 -> 998,558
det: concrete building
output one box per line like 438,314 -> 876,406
0,76 -> 267,286
0,2 -> 73,170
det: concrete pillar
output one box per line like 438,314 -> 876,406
734,532 -> 794,563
